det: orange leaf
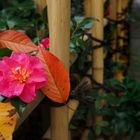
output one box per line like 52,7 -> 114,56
37,48 -> 70,103
0,30 -> 38,53
0,103 -> 17,140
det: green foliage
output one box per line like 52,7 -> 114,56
0,48 -> 12,59
70,16 -> 95,76
71,0 -> 83,17
0,0 -> 48,42
94,77 -> 140,139
70,16 -> 94,53
95,120 -> 109,136
0,0 -> 35,30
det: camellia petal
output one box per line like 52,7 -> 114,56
28,69 -> 47,88
40,38 -> 49,49
0,80 -> 25,98
19,84 -> 36,103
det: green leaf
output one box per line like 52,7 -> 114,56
83,22 -> 93,29
99,120 -> 109,127
69,124 -> 77,130
74,16 -> 84,24
0,48 -> 12,59
7,20 -> 17,29
95,125 -> 102,136
0,21 -> 7,30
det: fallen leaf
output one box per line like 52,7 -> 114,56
0,102 -> 17,140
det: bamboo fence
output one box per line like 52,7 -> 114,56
15,0 -> 131,139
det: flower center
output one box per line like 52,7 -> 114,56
12,66 -> 29,83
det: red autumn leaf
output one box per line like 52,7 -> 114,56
0,30 -> 37,53
37,48 -> 70,103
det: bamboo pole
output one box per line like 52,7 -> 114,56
122,0 -> 129,11
109,0 -> 117,53
43,100 -> 79,139
115,0 -> 128,81
81,1 -> 104,140
47,1 -> 70,140
91,0 -> 104,85
34,0 -> 47,13
117,0 -> 123,49
91,0 -> 104,140
84,0 -> 92,17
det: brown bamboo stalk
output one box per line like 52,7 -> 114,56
117,0 -> 123,49
81,1 -> 104,140
43,100 -> 79,139
34,0 -> 47,13
115,0 -> 127,81
91,0 -> 104,140
109,0 -> 125,81
109,0 -> 117,61
47,1 -> 70,140
91,0 -> 104,85
117,0 -> 129,46
122,0 -> 129,10
122,0 -> 129,44
84,0 -> 92,17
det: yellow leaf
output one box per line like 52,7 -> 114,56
0,103 -> 17,140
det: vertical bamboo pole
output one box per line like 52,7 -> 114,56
81,1 -> 104,140
122,0 -> 129,46
84,0 -> 92,17
47,1 -> 70,140
34,0 -> 47,13
122,0 -> 129,10
84,0 -> 93,77
109,0 -> 117,57
91,0 -> 104,140
91,0 -> 104,87
115,0 -> 127,81
109,0 -> 117,20
117,0 -> 123,48
109,0 -> 124,81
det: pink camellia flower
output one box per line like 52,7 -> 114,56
0,52 -> 47,103
40,38 -> 49,49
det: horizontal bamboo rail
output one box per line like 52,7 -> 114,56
16,92 -> 44,129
